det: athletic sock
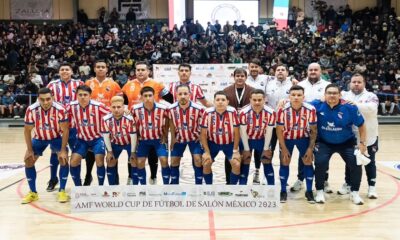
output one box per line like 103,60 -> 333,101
229,172 -> 240,185
194,166 -> 203,184
25,166 -> 37,192
161,166 -> 171,184
263,163 -> 275,185
239,164 -> 250,185
70,165 -> 82,186
170,166 -> 180,184
203,172 -> 213,184
97,165 -> 106,185
137,168 -> 146,185
304,165 -> 314,192
107,166 -> 117,185
131,166 -> 138,185
58,164 -> 69,191
49,153 -> 59,181
279,165 -> 289,192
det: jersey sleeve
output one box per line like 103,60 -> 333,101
239,111 -> 247,125
158,82 -> 170,97
129,118 -> 136,134
58,108 -> 69,123
200,111 -> 208,128
351,105 -> 365,127
309,107 -> 317,125
268,110 -> 276,126
24,108 -> 34,125
196,86 -> 205,100
113,81 -> 122,96
276,108 -> 284,126
101,117 -> 109,134
232,110 -> 239,127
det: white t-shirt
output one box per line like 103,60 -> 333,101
265,78 -> 292,110
342,89 -> 379,146
298,78 -> 330,101
246,74 -> 274,93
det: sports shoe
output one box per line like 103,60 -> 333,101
126,177 -> 133,185
315,190 -> 325,204
83,176 -> 93,186
21,192 -> 39,204
253,170 -> 260,185
324,181 -> 333,194
337,183 -> 351,195
368,186 -> 378,199
305,191 -> 315,204
350,191 -> 364,205
46,178 -> 59,192
280,191 -> 287,203
57,190 -> 70,203
149,177 -> 157,185
290,179 -> 303,192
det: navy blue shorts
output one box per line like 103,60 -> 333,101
171,141 -> 203,157
209,141 -> 234,161
137,139 -> 168,158
32,138 -> 62,156
73,137 -> 106,157
112,143 -> 132,160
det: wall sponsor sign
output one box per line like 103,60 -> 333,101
71,185 -> 280,212
109,0 -> 151,19
153,64 -> 248,100
11,0 -> 53,20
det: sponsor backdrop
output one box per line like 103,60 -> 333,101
0,163 -> 25,180
153,64 -> 248,100
71,185 -> 280,212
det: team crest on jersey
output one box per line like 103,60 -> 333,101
56,86 -> 61,93
109,122 -> 113,127
218,128 -> 223,135
148,122 -> 153,129
130,85 -> 135,91
106,86 -> 111,92
65,96 -> 71,102
82,119 -> 88,126
36,112 -> 41,119
90,83 -> 95,89
139,113 -> 144,120
72,89 -> 76,93
318,87 -> 323,92
175,113 -> 180,120
338,112 -> 343,119
211,115 -> 216,124
155,116 -> 160,120
98,93 -> 104,99
190,115 -> 195,120
43,123 -> 50,130
122,125 -> 127,129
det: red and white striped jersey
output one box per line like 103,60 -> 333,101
101,113 -> 136,145
67,100 -> 110,141
169,81 -> 205,103
47,79 -> 84,106
276,102 -> 317,140
168,101 -> 204,143
24,101 -> 68,140
200,106 -> 239,144
239,105 -> 276,140
131,103 -> 168,141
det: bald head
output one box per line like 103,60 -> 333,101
307,63 -> 321,83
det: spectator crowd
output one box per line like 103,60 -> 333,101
1,4 -> 400,118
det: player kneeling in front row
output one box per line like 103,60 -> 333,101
240,89 -> 276,185
102,96 -> 138,185
276,85 -> 318,203
131,87 -> 170,185
67,85 -> 109,186
22,88 -> 70,204
200,91 -> 241,184
169,85 -> 205,184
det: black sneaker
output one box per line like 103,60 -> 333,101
280,191 -> 287,203
305,191 -> 316,204
83,176 -> 93,186
46,178 -> 59,192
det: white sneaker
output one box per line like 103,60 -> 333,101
126,177 -> 133,185
253,170 -> 260,185
290,179 -> 303,192
337,183 -> 351,195
149,177 -> 157,185
350,191 -> 364,205
315,190 -> 325,204
368,186 -> 378,199
324,181 -> 333,194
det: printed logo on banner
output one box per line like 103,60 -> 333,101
71,185 -> 280,212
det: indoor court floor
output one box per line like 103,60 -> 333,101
0,125 -> 399,240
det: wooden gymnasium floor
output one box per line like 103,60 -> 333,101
0,126 -> 399,240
